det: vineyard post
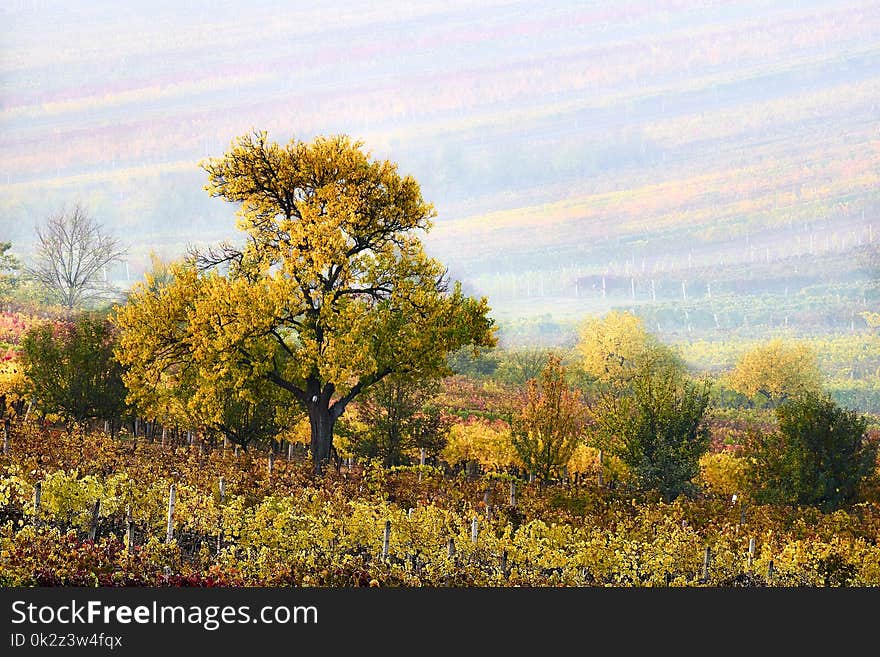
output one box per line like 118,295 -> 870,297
420,448 -> 426,466
766,560 -> 774,584
748,538 -> 755,570
382,520 -> 391,559
471,517 -> 479,543
597,450 -> 604,487
268,451 -> 274,477
126,504 -> 134,553
287,442 -> 293,461
88,499 -> 101,541
501,550 -> 508,578
447,537 -> 455,559
509,480 -> 516,508
166,484 -> 176,542
216,477 -> 225,554
701,546 -> 711,584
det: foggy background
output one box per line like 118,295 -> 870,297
2,0 -> 878,345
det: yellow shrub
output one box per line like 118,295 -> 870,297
697,452 -> 748,499
442,418 -> 521,470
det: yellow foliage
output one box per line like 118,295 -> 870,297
567,444 -> 599,473
511,355 -> 585,479
861,311 -> 880,329
442,418 -> 520,470
697,452 -> 749,498
278,416 -> 312,446
576,310 -> 680,385
114,132 -> 496,467
0,360 -> 26,413
727,339 -> 822,402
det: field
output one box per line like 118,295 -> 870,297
1,407 -> 880,588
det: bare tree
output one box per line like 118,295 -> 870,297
27,204 -> 126,310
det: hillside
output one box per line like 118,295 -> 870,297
1,0 -> 878,344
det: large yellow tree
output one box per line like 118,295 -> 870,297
115,132 -> 496,473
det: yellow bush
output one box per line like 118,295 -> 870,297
442,418 -> 521,471
697,452 -> 749,499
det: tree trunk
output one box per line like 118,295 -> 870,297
308,403 -> 335,475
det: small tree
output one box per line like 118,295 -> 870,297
511,355 -> 585,481
744,393 -> 877,510
350,375 -> 450,467
577,310 -> 681,387
19,313 -> 128,427
27,204 -> 126,310
442,418 -> 519,473
593,360 -> 712,501
0,242 -> 21,300
495,347 -> 550,386
728,339 -> 822,406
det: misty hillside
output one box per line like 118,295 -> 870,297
1,0 -> 878,344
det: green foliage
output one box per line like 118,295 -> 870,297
19,313 -> 128,425
745,393 -> 878,510
349,376 -> 451,467
494,347 -> 551,386
593,364 -> 713,501
0,242 -> 21,300
5,423 -> 880,586
200,379 -> 293,450
447,345 -> 499,378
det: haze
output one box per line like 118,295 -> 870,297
2,0 -> 878,345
